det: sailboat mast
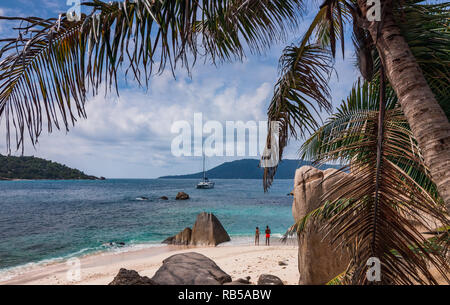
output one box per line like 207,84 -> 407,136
203,152 -> 206,181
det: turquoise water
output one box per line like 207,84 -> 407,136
0,179 -> 294,275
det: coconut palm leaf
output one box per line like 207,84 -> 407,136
301,78 -> 396,162
289,78 -> 449,284
0,0 -> 305,151
263,43 -> 333,190
393,0 -> 450,118
280,198 -> 352,242
302,79 -> 441,198
331,111 -> 447,284
311,110 -> 448,284
316,0 -> 352,58
264,0 -> 449,192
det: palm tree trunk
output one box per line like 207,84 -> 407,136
363,8 -> 450,212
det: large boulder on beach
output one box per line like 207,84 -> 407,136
257,274 -> 284,285
162,227 -> 192,245
109,268 -> 157,285
151,252 -> 232,285
176,192 -> 189,200
190,212 -> 231,246
292,166 -> 350,285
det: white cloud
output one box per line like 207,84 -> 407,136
1,58 -> 281,178
0,8 -> 6,33
0,1 -> 359,178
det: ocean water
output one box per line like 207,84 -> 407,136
0,179 -> 294,277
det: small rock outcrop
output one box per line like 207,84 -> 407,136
162,227 -> 192,245
292,166 -> 350,285
191,212 -> 231,246
257,274 -> 284,285
151,252 -> 232,285
176,192 -> 189,200
160,196 -> 169,200
109,268 -> 157,285
162,212 -> 230,246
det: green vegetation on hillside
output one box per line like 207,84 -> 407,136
0,155 -> 101,180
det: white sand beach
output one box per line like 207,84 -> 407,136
0,243 -> 299,285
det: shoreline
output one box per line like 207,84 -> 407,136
0,234 -> 290,280
0,241 -> 298,285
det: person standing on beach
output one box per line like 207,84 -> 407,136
255,227 -> 260,246
265,226 -> 271,246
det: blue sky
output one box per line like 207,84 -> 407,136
0,1 -> 359,178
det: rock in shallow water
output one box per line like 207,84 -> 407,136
191,212 -> 231,246
162,212 -> 230,246
176,192 -> 189,200
109,268 -> 157,285
151,252 -> 232,285
162,227 -> 192,245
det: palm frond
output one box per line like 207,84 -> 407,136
317,0 -> 352,58
316,108 -> 449,284
0,0 -> 305,151
297,78 -> 449,284
351,15 -> 374,81
300,79 -> 396,163
263,43 -> 333,190
393,0 -> 450,119
280,198 -> 351,242
326,270 -> 348,285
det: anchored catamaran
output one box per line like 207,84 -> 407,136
196,153 -> 214,189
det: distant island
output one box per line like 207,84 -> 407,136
159,159 -> 342,179
0,155 -> 104,180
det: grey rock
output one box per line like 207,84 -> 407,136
151,252 -> 232,285
190,212 -> 231,246
257,274 -> 284,285
162,227 -> 192,245
292,166 -> 350,284
109,268 -> 157,285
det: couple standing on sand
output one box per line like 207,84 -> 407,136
255,226 -> 271,246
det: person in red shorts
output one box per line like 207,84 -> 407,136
265,225 -> 271,246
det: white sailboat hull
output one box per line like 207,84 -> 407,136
197,151 -> 214,189
196,181 -> 215,189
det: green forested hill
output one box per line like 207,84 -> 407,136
0,155 -> 101,180
159,159 -> 342,179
